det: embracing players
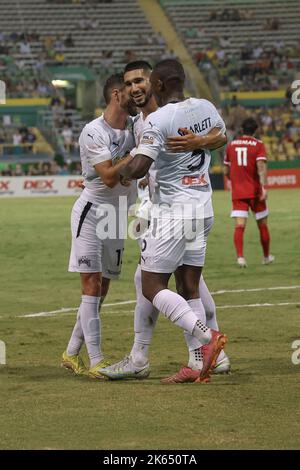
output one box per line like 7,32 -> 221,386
100,59 -> 228,383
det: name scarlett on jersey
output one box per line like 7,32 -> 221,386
178,117 -> 212,135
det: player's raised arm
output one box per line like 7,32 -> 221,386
166,126 -> 227,152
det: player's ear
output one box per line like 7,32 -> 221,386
111,87 -> 120,103
157,79 -> 164,92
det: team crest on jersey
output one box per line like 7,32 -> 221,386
78,256 -> 91,267
141,135 -> 154,145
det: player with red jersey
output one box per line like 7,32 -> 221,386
224,117 -> 274,267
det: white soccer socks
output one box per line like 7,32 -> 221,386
152,289 -> 212,345
66,304 -> 84,357
199,276 -> 219,330
184,298 -> 205,351
130,265 -> 159,367
80,295 -> 103,367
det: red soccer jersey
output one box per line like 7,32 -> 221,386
224,135 -> 267,200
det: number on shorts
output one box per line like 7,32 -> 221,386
116,248 -> 124,266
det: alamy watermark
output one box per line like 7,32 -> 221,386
0,80 -> 6,104
291,339 -> 300,365
0,340 -> 6,365
94,196 -> 206,245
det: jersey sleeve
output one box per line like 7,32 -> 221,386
79,126 -> 112,166
130,147 -> 138,158
136,117 -> 165,162
256,141 -> 267,161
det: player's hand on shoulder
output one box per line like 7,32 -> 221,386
166,128 -> 199,153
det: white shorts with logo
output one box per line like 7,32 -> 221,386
140,216 -> 214,273
68,196 -> 125,279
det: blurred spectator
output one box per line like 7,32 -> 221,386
59,163 -> 71,175
55,51 -> 65,64
13,164 -> 24,176
154,32 -> 166,46
13,130 -> 22,146
61,125 -> 73,153
1,165 -> 13,176
64,34 -> 75,47
19,40 -> 31,54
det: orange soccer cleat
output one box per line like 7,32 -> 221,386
195,330 -> 228,383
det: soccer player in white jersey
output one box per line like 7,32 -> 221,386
123,60 -> 230,383
61,73 -> 136,379
100,60 -> 228,383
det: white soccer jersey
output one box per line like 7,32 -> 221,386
137,98 -> 226,218
132,112 -> 157,199
79,115 -> 135,205
132,112 -> 145,150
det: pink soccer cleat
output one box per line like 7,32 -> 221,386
161,366 -> 207,384
196,330 -> 228,383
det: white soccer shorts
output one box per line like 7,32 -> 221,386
68,197 -> 125,279
140,216 -> 214,273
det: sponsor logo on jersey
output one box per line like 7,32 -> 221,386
141,135 -> 154,145
182,175 -> 208,187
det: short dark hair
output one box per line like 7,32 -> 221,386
242,117 -> 258,135
153,59 -> 185,86
103,73 -> 124,104
124,60 -> 152,74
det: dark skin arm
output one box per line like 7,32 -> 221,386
119,154 -> 153,180
119,128 -> 227,181
166,127 -> 227,152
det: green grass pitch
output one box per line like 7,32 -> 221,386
0,189 -> 300,449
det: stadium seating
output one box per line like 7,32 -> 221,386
0,0 -> 166,71
161,0 -> 300,91
1,0 -> 299,167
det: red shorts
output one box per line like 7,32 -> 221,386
231,198 -> 268,220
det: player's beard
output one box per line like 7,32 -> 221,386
126,99 -> 138,116
133,90 -> 153,108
